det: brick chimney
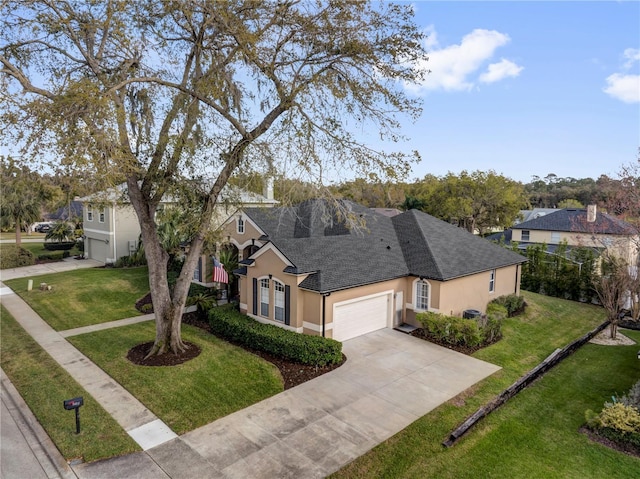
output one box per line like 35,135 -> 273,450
587,204 -> 597,222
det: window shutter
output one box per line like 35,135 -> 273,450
252,278 -> 258,315
284,285 -> 291,325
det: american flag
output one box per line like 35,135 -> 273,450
212,257 -> 229,284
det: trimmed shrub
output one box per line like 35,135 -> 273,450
0,244 -> 35,269
417,311 -> 483,347
486,302 -> 508,321
43,241 -> 76,251
208,305 -> 342,366
620,380 -> 640,410
37,252 -> 65,261
586,402 -> 640,446
489,294 -> 525,317
480,303 -> 507,343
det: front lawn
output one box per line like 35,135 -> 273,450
0,305 -> 139,462
332,292 -> 640,478
4,267 -> 149,330
67,321 -> 284,434
21,241 -> 83,260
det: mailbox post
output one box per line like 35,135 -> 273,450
63,397 -> 84,434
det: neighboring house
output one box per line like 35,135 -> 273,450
498,205 -> 639,263
515,208 -> 559,225
45,201 -> 83,222
221,199 -> 527,342
77,182 -> 278,282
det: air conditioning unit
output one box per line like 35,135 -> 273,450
463,309 -> 482,319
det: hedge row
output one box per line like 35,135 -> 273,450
417,311 -> 484,347
208,305 -> 342,367
0,245 -> 36,269
43,241 -> 76,251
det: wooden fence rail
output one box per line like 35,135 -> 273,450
442,320 -> 611,447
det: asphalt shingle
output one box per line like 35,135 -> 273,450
243,200 -> 526,293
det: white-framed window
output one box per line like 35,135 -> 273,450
415,280 -> 429,311
260,278 -> 269,317
99,208 -> 106,223
274,281 -> 285,322
521,230 -> 530,241
237,217 -> 245,234
489,269 -> 496,293
87,205 -> 93,222
550,232 -> 561,244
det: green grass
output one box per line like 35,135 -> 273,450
0,232 -> 47,240
0,305 -> 139,462
20,242 -> 82,259
332,291 -> 640,478
67,321 -> 284,434
4,267 -> 149,330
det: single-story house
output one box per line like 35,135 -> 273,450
221,199 -> 527,342
77,182 -> 278,285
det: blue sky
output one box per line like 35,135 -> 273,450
394,0 -> 640,184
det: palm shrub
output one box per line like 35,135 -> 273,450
187,292 -> 217,320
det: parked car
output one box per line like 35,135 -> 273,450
35,223 -> 52,233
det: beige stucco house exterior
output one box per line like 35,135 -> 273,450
221,200 -> 526,342
78,183 -> 278,284
511,205 -> 639,266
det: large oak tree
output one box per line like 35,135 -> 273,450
1,0 -> 426,355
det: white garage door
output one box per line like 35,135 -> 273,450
332,293 -> 391,342
88,238 -> 108,263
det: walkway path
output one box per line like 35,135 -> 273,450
1,261 -> 501,478
0,286 -> 177,451
0,258 -> 103,281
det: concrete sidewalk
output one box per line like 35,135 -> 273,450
0,258 -> 103,281
0,285 -> 177,452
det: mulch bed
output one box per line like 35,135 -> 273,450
127,341 -> 201,366
181,312 -> 345,389
579,426 -> 640,458
129,292 -> 345,389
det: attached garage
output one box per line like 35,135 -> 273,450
87,238 -> 108,263
332,292 -> 392,342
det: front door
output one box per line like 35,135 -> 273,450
395,291 -> 403,327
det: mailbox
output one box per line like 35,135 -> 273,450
63,397 -> 83,410
63,396 -> 84,434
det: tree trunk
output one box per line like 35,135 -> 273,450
15,216 -> 22,247
609,320 -> 618,339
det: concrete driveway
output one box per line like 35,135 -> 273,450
75,328 -> 500,479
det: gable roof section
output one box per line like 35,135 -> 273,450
243,200 -> 526,293
393,210 -> 527,281
512,208 -> 636,235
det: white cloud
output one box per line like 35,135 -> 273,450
623,48 -> 640,69
603,73 -> 640,103
603,48 -> 640,103
408,27 -> 522,93
480,59 -> 524,83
